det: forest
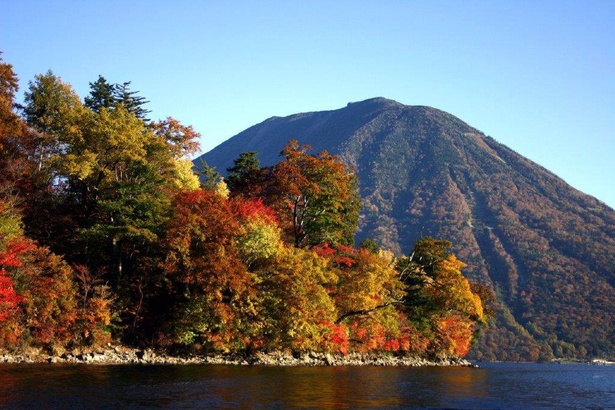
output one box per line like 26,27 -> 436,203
0,54 -> 488,359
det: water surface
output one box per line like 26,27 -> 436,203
0,362 -> 613,409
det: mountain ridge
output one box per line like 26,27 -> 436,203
197,97 -> 615,361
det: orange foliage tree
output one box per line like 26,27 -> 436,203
161,189 -> 257,351
313,243 -> 409,353
0,200 -> 110,351
12,246 -> 80,350
397,237 -> 485,358
231,141 -> 361,248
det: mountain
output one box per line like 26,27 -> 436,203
196,97 -> 615,361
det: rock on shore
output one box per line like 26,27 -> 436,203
0,346 -> 473,367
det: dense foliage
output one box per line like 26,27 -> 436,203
0,55 -> 486,357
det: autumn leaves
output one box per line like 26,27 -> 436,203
157,144 -> 487,357
0,54 -> 486,358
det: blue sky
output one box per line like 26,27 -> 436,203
2,1 -> 614,208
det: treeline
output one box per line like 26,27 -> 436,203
0,54 -> 487,357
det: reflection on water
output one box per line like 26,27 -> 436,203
0,362 -> 613,408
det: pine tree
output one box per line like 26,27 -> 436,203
114,81 -> 150,121
84,75 -> 116,112
226,151 -> 261,194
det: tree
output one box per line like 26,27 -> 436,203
150,117 -> 201,191
0,53 -> 34,204
313,243 -> 406,352
22,70 -> 88,184
84,76 -> 151,121
73,264 -> 114,346
396,237 -> 485,357
23,70 -> 85,140
396,237 -> 453,321
226,151 -> 263,196
84,75 -> 116,113
13,246 -> 79,351
1,199 -> 87,351
0,201 -> 29,346
0,238 -> 28,324
253,246 -> 338,352
0,239 -> 29,347
196,160 -> 229,196
114,81 -> 150,121
20,72 -> 89,258
264,141 -> 361,248
359,238 -> 380,255
0,54 -> 18,116
231,197 -> 282,269
161,189 -> 255,351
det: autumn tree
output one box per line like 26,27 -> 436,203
160,189 -> 256,351
12,246 -> 79,351
313,243 -> 407,352
73,264 -> 114,346
0,199 -> 107,351
397,237 -> 485,357
233,195 -> 339,352
0,252 -> 28,347
234,141 -> 361,248
20,71 -> 88,255
231,197 -> 282,269
226,142 -> 361,248
21,72 -> 201,338
150,116 -> 201,190
272,141 -> 361,247
0,54 -> 36,205
0,202 -> 29,338
253,245 -> 338,352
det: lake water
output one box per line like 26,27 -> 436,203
0,362 -> 613,409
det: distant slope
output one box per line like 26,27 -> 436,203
197,97 -> 615,361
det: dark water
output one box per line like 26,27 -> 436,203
0,362 -> 613,409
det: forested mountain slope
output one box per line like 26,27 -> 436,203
198,97 -> 615,361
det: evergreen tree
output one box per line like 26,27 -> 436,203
84,75 -> 116,112
359,238 -> 380,255
226,151 -> 261,194
85,77 -> 151,121
114,81 -> 150,121
197,160 -> 225,191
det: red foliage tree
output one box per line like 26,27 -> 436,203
0,240 -> 32,323
161,189 -> 256,350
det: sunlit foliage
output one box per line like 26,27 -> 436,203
0,54 -> 487,359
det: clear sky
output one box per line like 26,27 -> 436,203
1,1 -> 614,208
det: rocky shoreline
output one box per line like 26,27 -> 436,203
0,346 -> 474,367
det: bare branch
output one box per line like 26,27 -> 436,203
335,299 -> 405,324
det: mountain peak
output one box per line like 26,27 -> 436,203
346,97 -> 405,108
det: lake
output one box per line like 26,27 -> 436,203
0,362 -> 613,409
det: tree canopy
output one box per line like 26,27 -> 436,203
0,54 -> 486,359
